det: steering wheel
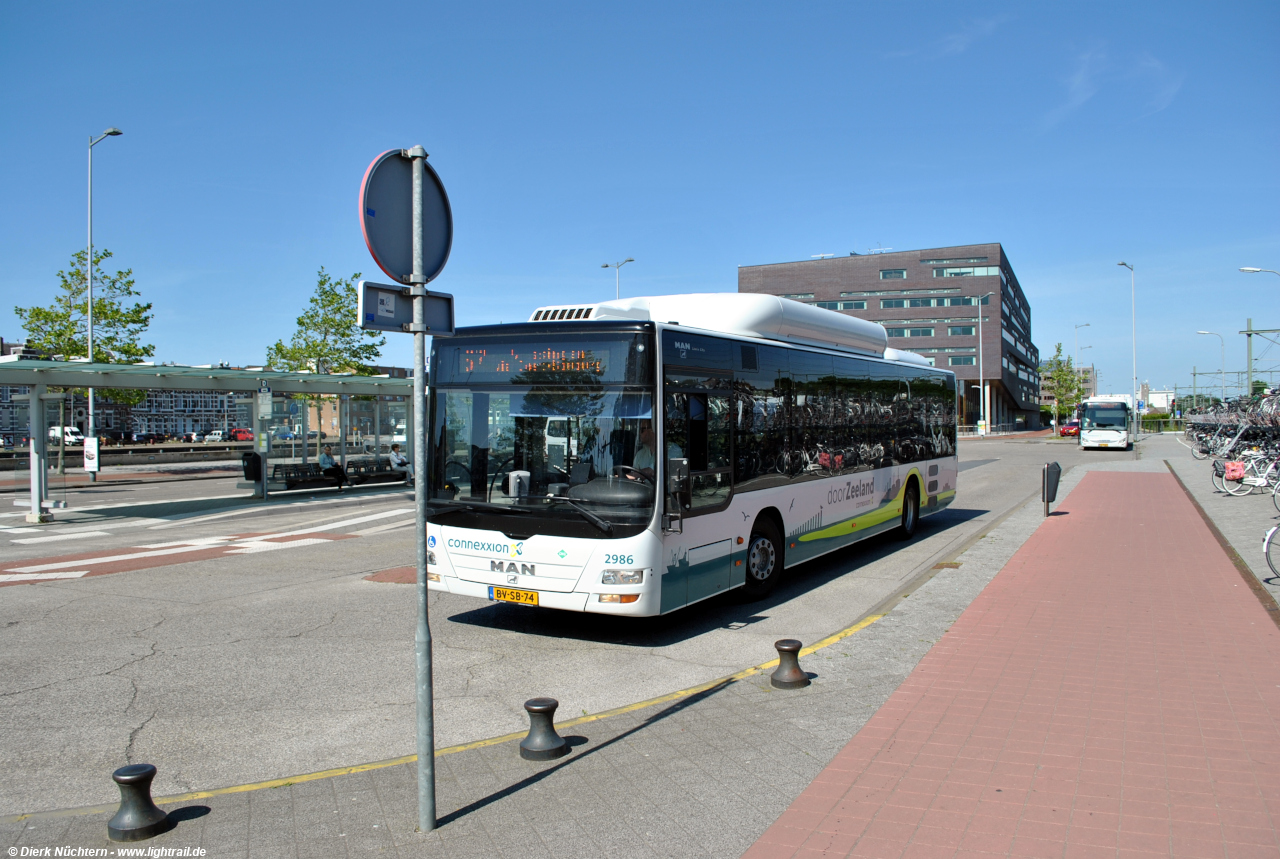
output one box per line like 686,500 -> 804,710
612,465 -> 654,485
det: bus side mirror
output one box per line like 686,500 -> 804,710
667,458 -> 689,496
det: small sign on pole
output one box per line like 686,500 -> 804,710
256,386 -> 272,418
358,280 -> 454,336
83,437 -> 100,473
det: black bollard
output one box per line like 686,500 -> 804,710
519,697 -> 569,761
107,763 -> 170,841
771,639 -> 811,689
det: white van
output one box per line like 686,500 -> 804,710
204,430 -> 226,443
48,426 -> 85,446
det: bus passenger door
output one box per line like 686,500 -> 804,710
665,391 -> 732,604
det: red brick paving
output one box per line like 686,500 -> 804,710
745,471 -> 1280,858
0,532 -> 357,586
365,565 -> 416,584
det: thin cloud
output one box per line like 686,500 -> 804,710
1134,53 -> 1184,116
1042,48 -> 1105,129
939,15 -> 1007,56
881,15 -> 1006,60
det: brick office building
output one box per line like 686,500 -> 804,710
738,243 -> 1041,429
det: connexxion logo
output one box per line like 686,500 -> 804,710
447,538 -> 524,558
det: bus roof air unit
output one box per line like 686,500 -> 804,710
529,294 -> 890,358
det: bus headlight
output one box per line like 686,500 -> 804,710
599,594 -> 640,603
602,569 -> 644,585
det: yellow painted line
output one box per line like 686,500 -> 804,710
2,612 -> 887,824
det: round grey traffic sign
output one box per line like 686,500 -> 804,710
359,149 -> 453,284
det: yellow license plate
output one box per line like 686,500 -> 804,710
1099,443 -> 1109,447
489,586 -> 539,605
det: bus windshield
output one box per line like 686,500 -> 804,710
1082,404 -> 1129,429
429,330 -> 656,538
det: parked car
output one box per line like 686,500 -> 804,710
305,430 -> 328,440
48,426 -> 86,446
227,428 -> 254,442
132,432 -> 165,444
1059,420 -> 1080,438
204,430 -> 226,443
181,431 -> 206,443
271,428 -> 298,440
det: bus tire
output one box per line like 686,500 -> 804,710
743,517 -> 783,599
898,481 -> 920,540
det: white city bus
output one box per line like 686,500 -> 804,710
425,293 -> 959,617
1078,396 -> 1132,450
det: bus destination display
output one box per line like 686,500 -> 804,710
458,347 -> 608,377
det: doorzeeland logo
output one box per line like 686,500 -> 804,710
829,477 -> 875,506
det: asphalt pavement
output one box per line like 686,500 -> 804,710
0,435 -> 1181,859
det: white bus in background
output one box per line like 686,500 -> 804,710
1078,396 -> 1132,450
423,293 -> 959,617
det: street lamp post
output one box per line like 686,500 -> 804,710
1117,262 -> 1137,436
1197,331 -> 1226,405
1074,323 -> 1090,371
1239,267 -> 1280,278
976,292 -> 994,435
87,126 -> 123,482
601,257 -> 635,300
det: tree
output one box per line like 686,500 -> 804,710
14,248 -> 154,407
267,268 -> 384,374
1042,343 -> 1084,427
267,268 -> 386,456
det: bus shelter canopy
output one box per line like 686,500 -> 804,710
0,357 -> 412,397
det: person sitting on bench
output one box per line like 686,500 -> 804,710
389,443 -> 414,485
319,445 -> 348,489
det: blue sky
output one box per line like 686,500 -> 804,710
2,2 -> 1276,396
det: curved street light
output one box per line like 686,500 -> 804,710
87,126 -> 123,482
1197,330 -> 1226,406
1117,262 -> 1137,433
601,257 -> 635,300
1240,267 -> 1280,278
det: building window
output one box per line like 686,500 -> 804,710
949,356 -> 976,366
780,293 -> 814,300
921,257 -> 988,265
879,269 -> 906,280
948,326 -> 975,336
813,300 -> 866,311
908,298 -> 934,308
886,327 -> 934,338
881,299 -> 906,309
933,266 -> 1002,278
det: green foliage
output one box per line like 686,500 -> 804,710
1041,343 -> 1084,424
267,268 -> 385,376
14,249 -> 154,406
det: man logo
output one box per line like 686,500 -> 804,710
507,574 -> 518,585
492,561 -> 536,576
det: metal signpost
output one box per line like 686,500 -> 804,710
359,146 -> 454,832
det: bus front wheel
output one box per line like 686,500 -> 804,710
898,482 -> 920,540
743,517 -> 783,599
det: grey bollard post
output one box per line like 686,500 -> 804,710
107,764 -> 170,841
519,698 -> 569,761
771,639 -> 811,689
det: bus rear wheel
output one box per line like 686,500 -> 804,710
742,517 -> 783,599
898,482 -> 920,540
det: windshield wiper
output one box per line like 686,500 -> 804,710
427,499 -> 531,515
551,498 -> 615,535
